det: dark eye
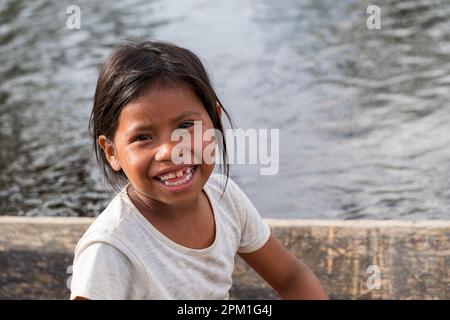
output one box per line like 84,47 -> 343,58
135,134 -> 153,142
179,121 -> 194,129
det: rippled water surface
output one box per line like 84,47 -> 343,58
0,0 -> 449,218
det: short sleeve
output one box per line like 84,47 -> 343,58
70,241 -> 147,300
226,178 -> 271,253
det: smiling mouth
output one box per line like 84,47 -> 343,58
154,166 -> 198,187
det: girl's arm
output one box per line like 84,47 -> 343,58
238,234 -> 329,300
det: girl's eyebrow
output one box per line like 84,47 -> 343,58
127,111 -> 202,133
171,111 -> 202,123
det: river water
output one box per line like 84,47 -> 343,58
0,0 -> 449,219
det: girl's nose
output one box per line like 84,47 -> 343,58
155,138 -> 186,162
154,142 -> 173,162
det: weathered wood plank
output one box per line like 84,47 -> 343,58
0,217 -> 448,299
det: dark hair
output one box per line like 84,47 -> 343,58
89,40 -> 232,192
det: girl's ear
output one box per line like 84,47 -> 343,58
216,102 -> 222,118
98,135 -> 122,171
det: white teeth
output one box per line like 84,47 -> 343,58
158,167 -> 195,183
167,173 -> 176,180
161,168 -> 195,187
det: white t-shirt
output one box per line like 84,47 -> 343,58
70,174 -> 271,300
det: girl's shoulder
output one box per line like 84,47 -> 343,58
74,187 -> 139,253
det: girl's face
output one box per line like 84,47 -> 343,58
99,83 -> 218,208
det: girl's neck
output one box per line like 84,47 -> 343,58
127,184 -> 202,221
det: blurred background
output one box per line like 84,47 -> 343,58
0,0 -> 449,220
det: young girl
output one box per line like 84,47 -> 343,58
70,40 -> 328,300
